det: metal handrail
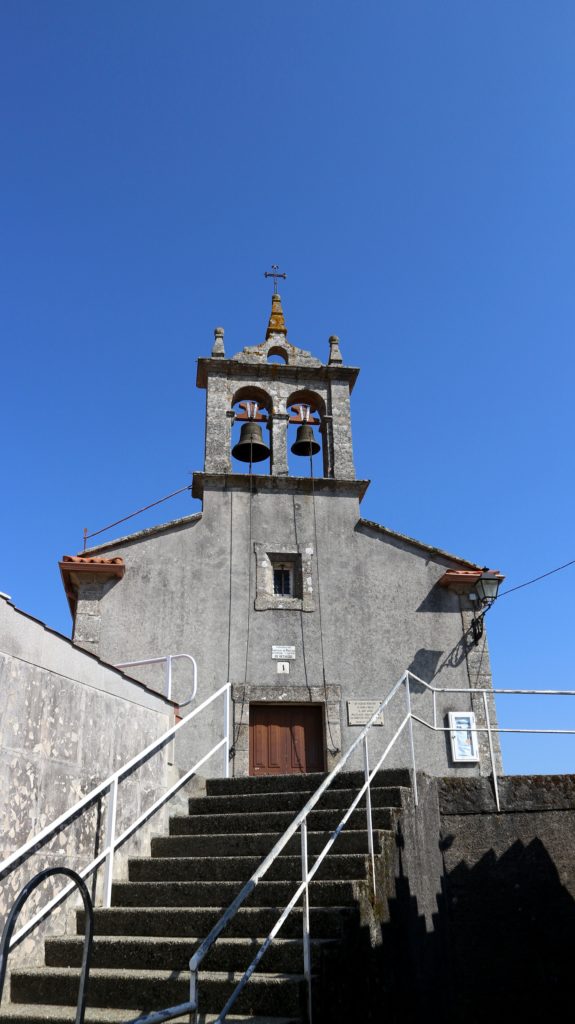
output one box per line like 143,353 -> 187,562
114,653 -> 198,706
153,670 -> 575,1024
401,671 -> 575,811
115,673 -> 410,1024
0,867 -> 94,1023
4,667 -> 574,1024
0,680 -> 231,952
183,671 -> 410,1024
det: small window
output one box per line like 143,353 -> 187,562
254,543 -> 314,612
273,563 -> 293,596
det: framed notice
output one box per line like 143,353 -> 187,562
448,711 -> 479,762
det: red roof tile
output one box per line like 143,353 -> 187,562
59,556 -> 125,617
61,555 -> 124,565
438,569 -> 504,591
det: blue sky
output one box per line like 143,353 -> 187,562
1,2 -> 574,773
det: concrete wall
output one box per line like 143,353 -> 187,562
76,474 -> 500,780
438,775 -> 575,1017
0,596 -> 176,968
322,774 -> 575,1021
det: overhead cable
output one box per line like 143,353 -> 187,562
498,558 -> 575,598
83,484 -> 192,548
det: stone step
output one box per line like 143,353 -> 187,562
129,853 -> 369,882
169,806 -> 395,836
10,968 -> 306,1017
151,827 -> 392,859
206,768 -> 412,797
111,879 -> 358,908
46,935 -> 332,974
78,905 -> 356,940
0,1009 -> 298,1024
188,785 -> 404,816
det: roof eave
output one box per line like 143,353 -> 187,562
357,517 -> 488,570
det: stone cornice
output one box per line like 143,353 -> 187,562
192,472 -> 370,501
196,357 -> 360,393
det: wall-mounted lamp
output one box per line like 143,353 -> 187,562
471,570 -> 503,643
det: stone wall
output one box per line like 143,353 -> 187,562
76,476 -> 501,781
0,596 -> 176,968
199,356 -> 358,480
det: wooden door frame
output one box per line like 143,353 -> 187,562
230,684 -> 343,778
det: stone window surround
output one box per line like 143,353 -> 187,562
230,683 -> 342,777
254,542 -> 315,612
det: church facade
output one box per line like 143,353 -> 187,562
60,293 -> 502,780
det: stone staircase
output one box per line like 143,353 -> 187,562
1,769 -> 411,1023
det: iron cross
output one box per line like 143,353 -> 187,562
264,264 -> 287,294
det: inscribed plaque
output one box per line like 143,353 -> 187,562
347,700 -> 385,727
271,646 -> 296,660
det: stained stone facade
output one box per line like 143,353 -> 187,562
63,294 -> 503,779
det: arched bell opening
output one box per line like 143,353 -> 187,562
230,388 -> 272,475
286,392 -> 325,479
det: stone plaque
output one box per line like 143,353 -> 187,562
347,700 -> 384,727
272,646 -> 296,660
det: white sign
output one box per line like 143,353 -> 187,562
449,711 -> 479,762
272,646 -> 296,660
276,662 -> 290,675
347,700 -> 384,727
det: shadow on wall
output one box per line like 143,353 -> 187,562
406,650 -> 443,691
316,833 -> 575,1022
442,836 -> 575,1018
409,628 -> 474,678
316,827 -> 450,1024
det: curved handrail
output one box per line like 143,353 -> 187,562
114,653 -> 198,706
0,867 -> 94,1024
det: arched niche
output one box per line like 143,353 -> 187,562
267,345 -> 289,364
230,386 -> 272,474
286,389 -> 327,478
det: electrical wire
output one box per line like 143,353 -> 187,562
498,559 -> 575,598
83,484 -> 192,548
243,456 -> 254,684
310,452 -> 340,755
292,493 -> 311,693
227,489 -> 234,684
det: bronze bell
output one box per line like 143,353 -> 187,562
291,423 -> 320,457
232,421 -> 271,463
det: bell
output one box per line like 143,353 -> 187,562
232,421 -> 271,463
291,423 -> 320,457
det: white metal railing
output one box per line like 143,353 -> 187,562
412,677 -> 575,813
184,671 -> 411,1024
114,653 -> 198,707
118,670 -> 575,1024
0,674 -> 231,953
4,665 -> 575,1023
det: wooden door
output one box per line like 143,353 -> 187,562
249,704 -> 325,776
